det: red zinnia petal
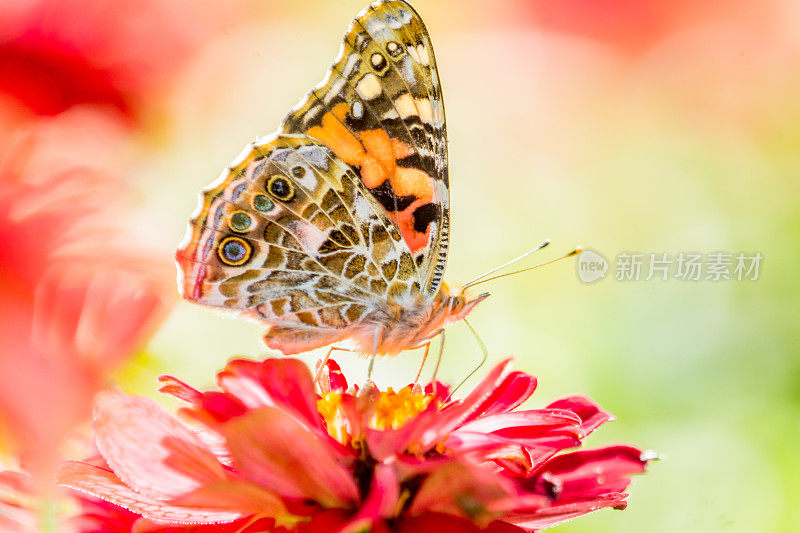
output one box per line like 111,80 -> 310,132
93,393 -> 227,501
221,407 -> 359,507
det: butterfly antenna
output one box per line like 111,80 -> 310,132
447,319 -> 487,400
464,238 -> 551,288
465,246 -> 582,288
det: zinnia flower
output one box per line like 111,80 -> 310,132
0,108 -> 175,531
0,0 -> 242,120
0,109 -> 174,477
60,357 -> 650,532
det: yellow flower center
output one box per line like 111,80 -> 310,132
317,387 -> 434,448
371,386 -> 433,430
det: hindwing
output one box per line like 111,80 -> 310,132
176,134 -> 422,330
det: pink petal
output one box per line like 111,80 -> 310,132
440,432 -> 535,474
423,381 -> 450,398
0,498 -> 35,533
323,359 -> 348,393
169,481 -> 287,517
445,431 -> 523,455
181,391 -> 248,424
157,376 -> 201,404
0,515 -> 34,533
217,358 -> 324,430
546,395 -> 614,436
70,493 -> 140,532
93,392 -> 227,500
462,371 -> 538,423
133,517 -> 277,533
58,461 -> 243,524
221,407 -> 359,507
0,471 -> 33,496
532,445 -> 648,500
416,361 -> 537,450
365,402 -> 442,461
397,512 -> 525,533
457,359 -> 514,415
457,410 -> 582,439
507,493 -> 630,530
192,427 -> 234,466
456,410 -> 586,467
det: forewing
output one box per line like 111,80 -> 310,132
281,0 -> 450,295
176,134 -> 421,330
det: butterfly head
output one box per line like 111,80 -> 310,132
440,283 -> 490,322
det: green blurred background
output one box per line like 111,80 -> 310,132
114,1 -> 799,531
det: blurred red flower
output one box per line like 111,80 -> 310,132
0,0 -> 238,120
0,107 -> 174,513
0,471 -> 38,533
518,0 -> 752,53
60,357 -> 649,532
0,3 -> 247,529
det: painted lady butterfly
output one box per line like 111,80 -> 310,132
176,0 -> 489,363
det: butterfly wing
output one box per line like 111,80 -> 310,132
176,134 -> 422,348
281,0 -> 449,296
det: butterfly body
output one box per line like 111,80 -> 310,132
177,1 -> 488,357
259,284 -> 488,356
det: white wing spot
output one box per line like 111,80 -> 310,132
407,45 -> 421,63
356,73 -> 382,100
417,45 -> 430,66
394,93 -> 417,118
298,145 -> 330,170
417,98 -> 433,122
385,14 -> 402,29
296,169 -> 318,190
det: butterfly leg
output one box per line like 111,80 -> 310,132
314,346 -> 352,386
412,342 -> 432,387
366,326 -> 382,381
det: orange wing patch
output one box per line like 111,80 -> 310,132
307,104 -> 435,253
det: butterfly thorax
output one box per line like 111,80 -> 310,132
348,284 -> 489,356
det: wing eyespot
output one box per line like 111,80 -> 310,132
267,175 -> 296,202
386,41 -> 404,58
218,236 -> 253,266
252,194 -> 275,212
370,52 -> 389,74
228,211 -> 253,233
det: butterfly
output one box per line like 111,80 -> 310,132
176,0 -> 490,363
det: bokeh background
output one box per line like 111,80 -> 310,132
1,0 -> 798,531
